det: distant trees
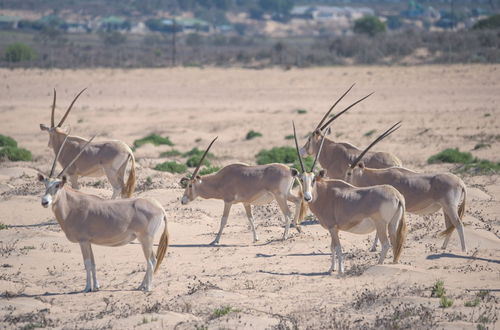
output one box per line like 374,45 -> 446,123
473,14 -> 500,30
4,43 -> 37,62
353,15 -> 387,37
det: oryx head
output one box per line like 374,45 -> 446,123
40,88 -> 86,148
293,121 -> 327,203
300,83 -> 373,157
180,137 -> 218,205
344,122 -> 401,184
38,132 -> 95,208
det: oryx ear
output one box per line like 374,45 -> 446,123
290,168 -> 298,177
38,173 -> 45,182
40,124 -> 50,131
61,176 -> 67,185
358,162 -> 365,169
313,129 -> 321,136
325,127 -> 332,136
318,169 -> 326,178
195,175 -> 202,182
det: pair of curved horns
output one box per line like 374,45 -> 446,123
49,131 -> 95,179
191,137 -> 218,178
350,122 -> 402,169
293,121 -> 326,173
50,88 -> 87,128
315,84 -> 373,133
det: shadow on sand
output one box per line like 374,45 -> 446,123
426,253 -> 500,264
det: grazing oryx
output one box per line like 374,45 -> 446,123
180,137 -> 307,245
299,84 -> 402,179
293,122 -> 407,273
38,134 -> 169,292
344,124 -> 468,253
39,88 -> 136,198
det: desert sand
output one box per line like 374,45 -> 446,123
0,65 -> 499,329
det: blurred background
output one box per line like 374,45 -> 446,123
0,0 -> 499,68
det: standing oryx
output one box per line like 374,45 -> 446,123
180,137 -> 307,245
344,124 -> 468,253
299,84 -> 402,179
293,122 -> 407,273
38,134 -> 169,292
39,88 -> 136,198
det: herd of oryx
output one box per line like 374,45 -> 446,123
36,84 -> 467,292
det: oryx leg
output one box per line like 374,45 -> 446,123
442,204 -> 467,253
89,245 -> 100,291
441,212 -> 453,250
328,227 -> 344,274
79,241 -> 96,292
286,193 -> 303,233
115,158 -> 129,196
369,233 -> 378,252
210,202 -> 232,245
275,195 -> 293,240
243,204 -> 259,242
375,222 -> 390,264
104,167 -> 123,199
70,175 -> 80,190
138,235 -> 155,291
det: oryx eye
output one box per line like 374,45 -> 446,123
347,172 -> 351,176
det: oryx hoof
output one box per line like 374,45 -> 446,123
83,287 -> 92,293
209,240 -> 219,246
369,247 -> 377,252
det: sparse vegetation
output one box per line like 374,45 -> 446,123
428,148 -> 474,164
133,134 -> 174,148
353,15 -> 386,36
473,143 -> 491,150
0,135 -> 17,148
464,298 -> 480,307
246,130 -> 263,140
296,109 -> 307,114
0,146 -> 32,161
364,129 -> 376,137
431,280 -> 446,298
186,155 -> 211,168
199,166 -> 220,175
0,223 -> 8,230
284,134 -> 294,140
256,146 -> 296,165
160,149 -> 182,157
210,306 -> 240,319
4,43 -> 37,62
183,148 -> 214,159
154,161 -> 187,173
439,295 -> 454,308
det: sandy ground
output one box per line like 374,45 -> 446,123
0,65 -> 499,329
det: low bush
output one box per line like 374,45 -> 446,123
199,166 -> 221,175
183,147 -> 214,159
0,146 -> 32,161
0,135 -> 17,148
133,134 -> 174,148
428,148 -> 500,174
154,161 -> 187,173
439,296 -> 453,308
284,134 -> 294,140
256,146 -> 297,165
296,109 -> 307,114
428,148 -> 474,164
246,130 -> 263,140
292,156 -> 314,171
186,155 -> 211,168
160,149 -> 182,157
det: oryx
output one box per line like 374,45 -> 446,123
293,122 -> 407,273
180,137 -> 307,245
299,84 -> 402,179
39,88 -> 136,198
38,134 -> 169,292
344,123 -> 468,252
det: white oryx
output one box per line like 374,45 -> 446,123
344,124 -> 468,252
299,84 -> 402,179
40,88 -> 136,198
38,134 -> 169,292
180,137 -> 307,245
293,122 -> 407,273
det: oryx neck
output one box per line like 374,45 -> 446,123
196,175 -> 223,200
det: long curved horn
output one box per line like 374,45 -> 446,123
192,137 -> 218,178
57,135 -> 96,178
311,132 -> 327,172
292,121 -> 305,173
49,128 -> 71,178
51,89 -> 56,127
56,88 -> 87,127
350,121 -> 402,169
320,92 -> 374,131
315,83 -> 355,131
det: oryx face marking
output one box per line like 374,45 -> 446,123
180,177 -> 201,205
38,174 -> 66,208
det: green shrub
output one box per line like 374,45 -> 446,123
133,134 -> 174,148
160,149 -> 182,157
473,14 -> 500,30
0,223 -> 8,230
199,166 -> 221,175
296,109 -> 307,114
464,298 -> 480,307
256,146 -> 297,165
246,130 -> 263,140
473,143 -> 491,150
4,43 -> 37,62
211,306 -> 240,319
154,161 -> 186,173
364,129 -> 376,137
186,155 -> 211,168
460,159 -> 500,174
292,156 -> 314,171
284,134 -> 294,140
0,146 -> 32,161
428,148 -> 474,164
431,280 -> 445,298
183,147 -> 214,159
353,15 -> 386,36
0,135 -> 17,148
439,296 -> 453,308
